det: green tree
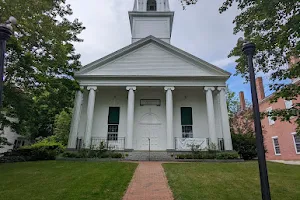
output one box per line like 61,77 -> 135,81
53,109 -> 72,146
226,87 -> 240,117
0,0 -> 84,140
182,0 -> 300,133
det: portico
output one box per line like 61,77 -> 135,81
68,84 -> 232,151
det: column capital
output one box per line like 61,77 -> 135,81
87,86 -> 97,91
126,86 -> 136,91
204,87 -> 215,91
217,87 -> 226,91
164,86 -> 175,91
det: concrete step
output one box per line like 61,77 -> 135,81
124,151 -> 176,161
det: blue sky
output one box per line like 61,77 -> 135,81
67,0 -> 279,103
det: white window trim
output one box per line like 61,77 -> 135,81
284,100 -> 293,109
291,132 -> 300,155
266,107 -> 275,125
272,136 -> 281,155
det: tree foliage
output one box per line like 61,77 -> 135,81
53,109 -> 72,146
182,0 -> 300,133
226,87 -> 240,117
0,0 -> 84,140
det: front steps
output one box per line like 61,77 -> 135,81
124,151 -> 176,161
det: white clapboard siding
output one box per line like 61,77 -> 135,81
87,43 -> 214,76
133,18 -> 170,39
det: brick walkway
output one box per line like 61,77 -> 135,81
123,162 -> 174,200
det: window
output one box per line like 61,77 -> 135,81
218,138 -> 225,151
181,107 -> 193,138
13,139 -> 25,149
272,137 -> 281,155
76,138 -> 82,150
147,0 -> 157,11
284,100 -> 293,109
266,107 -> 275,125
292,133 -> 300,154
107,107 -> 120,141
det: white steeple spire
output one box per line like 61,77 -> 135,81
129,0 -> 174,43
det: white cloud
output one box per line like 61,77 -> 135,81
212,57 -> 236,69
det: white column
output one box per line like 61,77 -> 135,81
218,87 -> 233,150
84,86 -> 97,148
68,87 -> 83,149
126,86 -> 136,150
204,87 -> 218,147
165,86 -> 175,150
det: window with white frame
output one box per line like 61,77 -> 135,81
284,100 -> 293,109
107,107 -> 120,141
272,137 -> 281,155
181,107 -> 193,138
266,107 -> 275,125
292,133 -> 300,154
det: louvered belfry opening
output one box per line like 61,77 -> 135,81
147,0 -> 157,11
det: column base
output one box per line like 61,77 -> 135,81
124,149 -> 134,152
166,149 -> 176,152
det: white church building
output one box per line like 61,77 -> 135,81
67,0 -> 233,152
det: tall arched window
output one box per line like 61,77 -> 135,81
147,0 -> 157,11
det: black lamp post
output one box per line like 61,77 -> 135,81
0,16 -> 16,107
241,39 -> 271,200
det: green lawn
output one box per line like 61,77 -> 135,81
0,161 -> 137,200
163,162 -> 300,200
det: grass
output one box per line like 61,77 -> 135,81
0,161 -> 137,200
163,162 -> 300,200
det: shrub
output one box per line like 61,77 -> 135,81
0,138 -> 64,163
216,152 -> 239,159
232,133 -> 257,160
61,149 -> 123,159
111,153 -> 123,158
61,152 -> 78,158
175,151 -> 239,160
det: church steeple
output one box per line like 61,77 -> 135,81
129,0 -> 174,43
133,0 -> 170,12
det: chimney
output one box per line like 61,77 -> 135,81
239,91 -> 246,111
256,77 -> 265,101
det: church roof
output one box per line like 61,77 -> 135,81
76,35 -> 231,78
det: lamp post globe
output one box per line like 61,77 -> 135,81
0,18 -> 14,108
241,39 -> 271,200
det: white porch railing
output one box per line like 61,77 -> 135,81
91,137 -> 125,150
175,138 -> 209,151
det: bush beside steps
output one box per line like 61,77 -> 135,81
60,150 -> 123,159
175,151 -> 239,160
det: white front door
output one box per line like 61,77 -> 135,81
135,111 -> 165,150
138,124 -> 161,150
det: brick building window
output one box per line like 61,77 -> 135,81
292,133 -> 300,154
266,107 -> 275,125
284,100 -> 293,109
272,136 -> 281,155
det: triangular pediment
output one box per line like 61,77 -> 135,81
76,36 -> 230,78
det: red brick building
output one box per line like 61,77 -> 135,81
238,77 -> 300,160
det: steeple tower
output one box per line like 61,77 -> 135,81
129,0 -> 174,43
